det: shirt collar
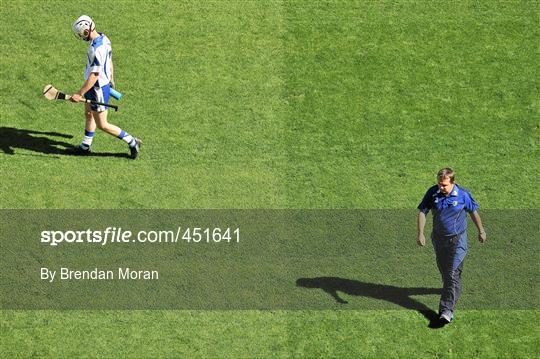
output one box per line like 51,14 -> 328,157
436,184 -> 459,196
449,184 -> 459,197
91,33 -> 103,46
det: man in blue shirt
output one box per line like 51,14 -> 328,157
417,168 -> 487,324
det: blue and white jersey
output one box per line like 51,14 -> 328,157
85,33 -> 112,88
418,184 -> 479,238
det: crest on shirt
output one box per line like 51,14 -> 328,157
453,200 -> 458,206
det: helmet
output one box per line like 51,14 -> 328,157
72,15 -> 95,41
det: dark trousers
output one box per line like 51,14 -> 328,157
432,232 -> 467,314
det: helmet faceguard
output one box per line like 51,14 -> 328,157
72,15 -> 95,41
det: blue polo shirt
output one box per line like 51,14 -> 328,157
418,184 -> 478,238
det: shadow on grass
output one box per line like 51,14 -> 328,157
296,277 -> 446,329
0,127 -> 129,158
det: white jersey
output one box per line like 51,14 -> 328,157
85,33 -> 112,88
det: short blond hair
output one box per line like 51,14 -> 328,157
437,167 -> 455,183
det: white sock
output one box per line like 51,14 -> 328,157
118,130 -> 137,148
81,130 -> 94,149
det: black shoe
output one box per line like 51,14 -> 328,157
67,145 -> 91,155
129,138 -> 142,159
439,311 -> 453,324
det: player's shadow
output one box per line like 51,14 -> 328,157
0,127 -> 129,158
296,277 -> 445,328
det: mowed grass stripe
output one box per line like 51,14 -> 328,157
1,1 -> 289,208
1,310 -> 538,358
282,1 -> 539,208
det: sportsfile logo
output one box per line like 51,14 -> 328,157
40,227 -> 240,246
41,227 -> 134,246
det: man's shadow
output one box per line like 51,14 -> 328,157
296,277 -> 446,328
0,127 -> 129,158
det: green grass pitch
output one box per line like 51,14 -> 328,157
1,0 -> 538,357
